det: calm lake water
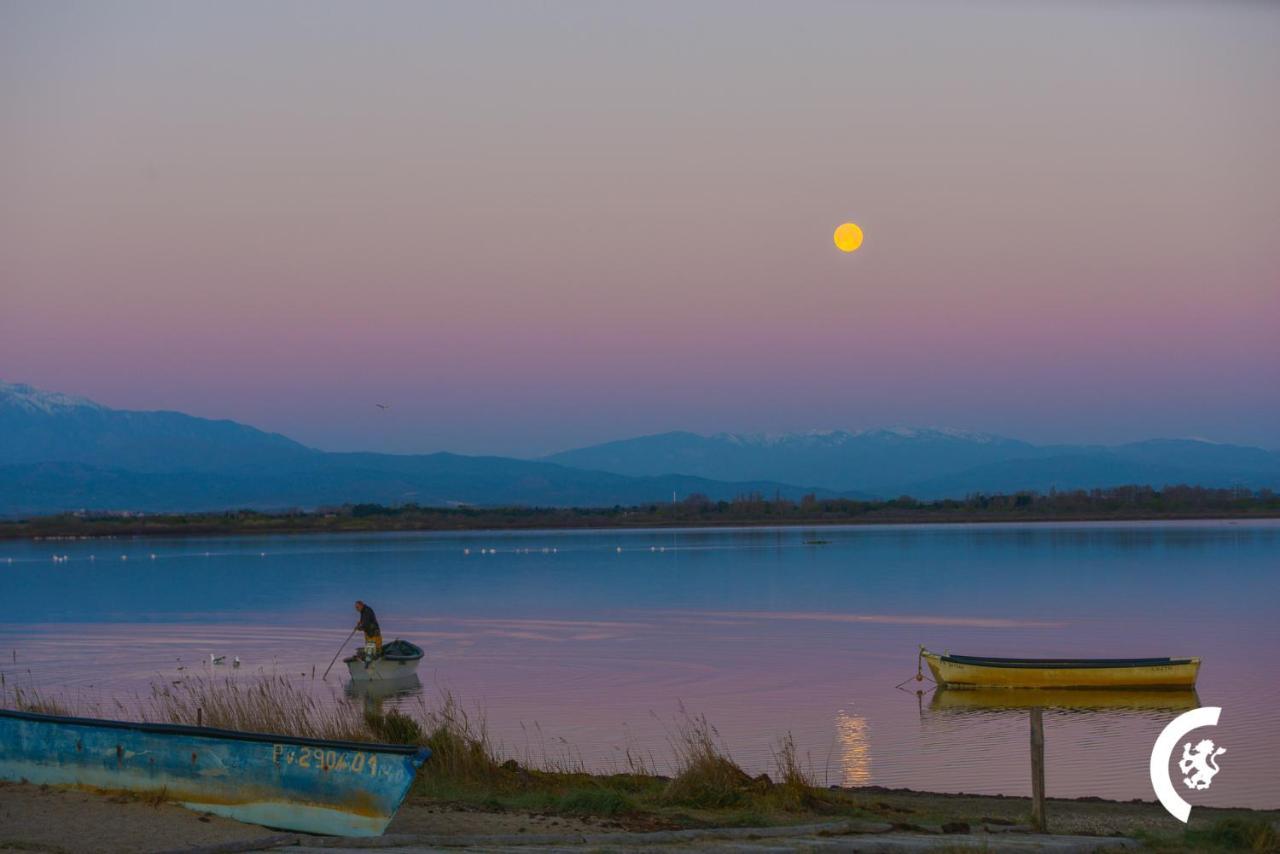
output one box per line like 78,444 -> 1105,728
2,521 -> 1277,809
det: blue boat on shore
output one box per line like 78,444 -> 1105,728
0,708 -> 430,837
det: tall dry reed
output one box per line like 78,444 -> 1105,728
140,673 -> 372,742
659,707 -> 754,808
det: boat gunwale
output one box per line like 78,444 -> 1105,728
933,653 -> 1197,669
0,707 -> 426,756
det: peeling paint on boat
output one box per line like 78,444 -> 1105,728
0,709 -> 429,836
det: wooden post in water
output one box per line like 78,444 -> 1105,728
1030,707 -> 1046,832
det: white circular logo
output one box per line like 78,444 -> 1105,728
1149,706 -> 1226,822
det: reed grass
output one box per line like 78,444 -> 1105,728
659,708 -> 757,808
140,674 -> 372,742
1,672 -> 852,824
770,732 -> 820,811
0,684 -> 70,717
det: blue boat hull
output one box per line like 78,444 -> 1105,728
0,709 -> 429,837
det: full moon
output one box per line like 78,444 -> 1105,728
833,222 -> 864,253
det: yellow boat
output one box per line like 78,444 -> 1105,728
921,649 -> 1199,689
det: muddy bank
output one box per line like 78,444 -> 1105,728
2,781 -> 1276,853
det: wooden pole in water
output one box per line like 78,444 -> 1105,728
1030,707 -> 1046,833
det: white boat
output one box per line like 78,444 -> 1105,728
344,639 -> 424,683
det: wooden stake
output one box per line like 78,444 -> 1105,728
1030,707 -> 1046,832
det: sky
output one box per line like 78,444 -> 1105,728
2,1 -> 1277,456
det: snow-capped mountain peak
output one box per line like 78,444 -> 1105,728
863,426 -> 1009,444
0,381 -> 104,415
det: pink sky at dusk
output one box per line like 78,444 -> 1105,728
2,1 -> 1277,455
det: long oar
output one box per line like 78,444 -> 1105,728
323,628 -> 358,680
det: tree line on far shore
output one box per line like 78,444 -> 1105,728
5,484 -> 1277,539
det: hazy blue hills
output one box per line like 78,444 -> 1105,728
0,382 -> 841,516
1,382 -> 313,473
2,381 -> 1276,516
0,458 -> 841,517
545,428 -> 1038,493
546,430 -> 1280,499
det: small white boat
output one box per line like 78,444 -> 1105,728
345,639 -> 424,683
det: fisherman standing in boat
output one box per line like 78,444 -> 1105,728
354,600 -> 382,658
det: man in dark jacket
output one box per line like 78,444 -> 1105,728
354,600 -> 382,656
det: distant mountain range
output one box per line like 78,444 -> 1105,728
2,381 -> 1277,517
0,382 -> 845,516
546,429 -> 1280,498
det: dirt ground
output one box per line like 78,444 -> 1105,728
0,780 -> 271,853
0,782 -> 612,853
831,785 -> 1275,837
1,781 -> 1276,853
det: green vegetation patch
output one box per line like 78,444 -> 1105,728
1183,817 -> 1280,852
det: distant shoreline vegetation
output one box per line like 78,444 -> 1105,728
3,485 -> 1277,540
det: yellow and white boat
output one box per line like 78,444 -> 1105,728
921,649 -> 1199,689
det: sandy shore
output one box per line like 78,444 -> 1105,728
0,781 -> 636,853
3,780 -> 1278,853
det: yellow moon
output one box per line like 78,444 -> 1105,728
833,222 -> 864,253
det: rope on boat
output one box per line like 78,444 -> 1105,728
895,644 -> 936,692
